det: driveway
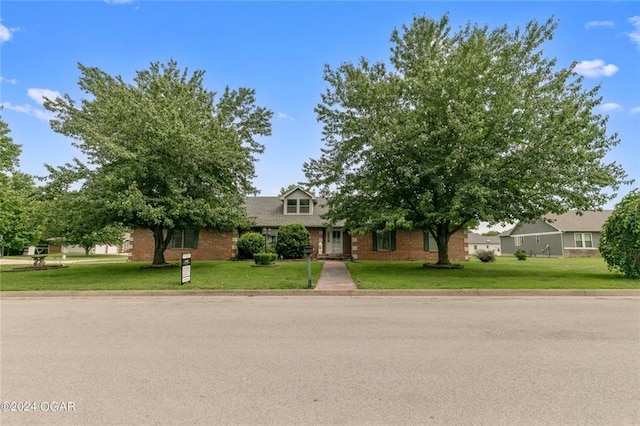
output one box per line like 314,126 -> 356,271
1,296 -> 638,424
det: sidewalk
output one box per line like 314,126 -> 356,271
315,260 -> 357,291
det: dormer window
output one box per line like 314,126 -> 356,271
286,198 -> 311,214
287,199 -> 297,213
299,199 -> 310,213
281,186 -> 316,215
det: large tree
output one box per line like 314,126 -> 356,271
0,113 -> 42,255
44,60 -> 272,265
599,190 -> 640,279
304,15 -> 629,266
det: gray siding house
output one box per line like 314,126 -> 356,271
500,210 -> 612,258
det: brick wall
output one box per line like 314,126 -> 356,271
130,228 -> 237,262
352,229 -> 467,261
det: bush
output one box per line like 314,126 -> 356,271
253,252 -> 277,265
600,190 -> 640,279
237,232 -> 264,259
475,249 -> 496,262
275,223 -> 310,259
514,249 -> 527,260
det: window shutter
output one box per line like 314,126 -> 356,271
390,230 -> 396,251
423,230 -> 429,251
372,231 -> 378,251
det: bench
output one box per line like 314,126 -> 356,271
32,254 -> 47,267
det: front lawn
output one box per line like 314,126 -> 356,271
0,261 -> 322,291
347,257 -> 639,289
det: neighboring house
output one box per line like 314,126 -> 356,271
130,186 -> 468,262
467,233 -> 501,256
29,233 -> 132,256
500,210 -> 612,258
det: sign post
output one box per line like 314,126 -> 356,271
303,245 -> 313,289
181,252 -> 192,285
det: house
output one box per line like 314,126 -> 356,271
500,210 -> 612,258
29,232 -> 132,256
130,187 -> 468,262
467,233 -> 501,256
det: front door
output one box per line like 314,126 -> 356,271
327,229 -> 343,254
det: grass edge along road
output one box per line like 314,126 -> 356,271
0,261 -> 323,291
1,257 -> 637,291
348,257 -> 638,289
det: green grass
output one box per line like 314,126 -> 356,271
0,260 -> 322,291
348,257 -> 640,289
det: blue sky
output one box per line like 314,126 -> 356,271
1,1 -> 638,209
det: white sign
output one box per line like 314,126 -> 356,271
181,252 -> 192,284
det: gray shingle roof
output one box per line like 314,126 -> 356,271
467,233 -> 501,244
244,197 -> 345,228
542,210 -> 612,232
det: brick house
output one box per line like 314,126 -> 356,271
130,186 -> 468,262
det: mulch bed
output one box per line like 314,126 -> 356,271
4,265 -> 69,272
422,263 -> 464,270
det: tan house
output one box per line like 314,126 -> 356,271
467,233 -> 501,256
130,187 -> 467,262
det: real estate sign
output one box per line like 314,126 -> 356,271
181,252 -> 192,285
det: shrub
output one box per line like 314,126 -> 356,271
475,249 -> 496,262
253,252 -> 277,265
237,232 -> 264,259
514,249 -> 527,260
275,223 -> 310,259
600,190 -> 640,279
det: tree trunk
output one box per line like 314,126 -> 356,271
151,227 -> 173,266
434,223 -> 451,266
84,246 -> 91,256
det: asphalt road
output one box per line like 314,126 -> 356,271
1,296 -> 638,425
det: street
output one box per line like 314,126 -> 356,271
1,296 -> 639,425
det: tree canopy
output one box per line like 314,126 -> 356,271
600,190 -> 640,279
44,60 -> 272,265
0,113 -> 42,254
40,184 -> 126,256
304,14 -> 630,265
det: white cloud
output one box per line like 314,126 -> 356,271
104,0 -> 133,4
0,101 -> 54,122
585,20 -> 614,29
627,16 -> 640,48
27,88 -> 61,105
277,112 -> 295,122
0,23 -> 16,43
573,59 -> 619,78
630,107 -> 640,114
599,103 -> 623,112
0,76 -> 18,84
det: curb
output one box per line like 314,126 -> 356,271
1,289 -> 639,298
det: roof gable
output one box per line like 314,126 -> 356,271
280,186 -> 316,201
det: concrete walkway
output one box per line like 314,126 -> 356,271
315,260 -> 357,291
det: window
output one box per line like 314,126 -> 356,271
536,235 -> 540,244
285,198 -> 312,214
169,229 -> 198,249
286,199 -> 297,214
423,231 -> 437,252
373,230 -> 396,251
299,199 -> 310,214
514,236 -> 525,246
574,233 -> 593,248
